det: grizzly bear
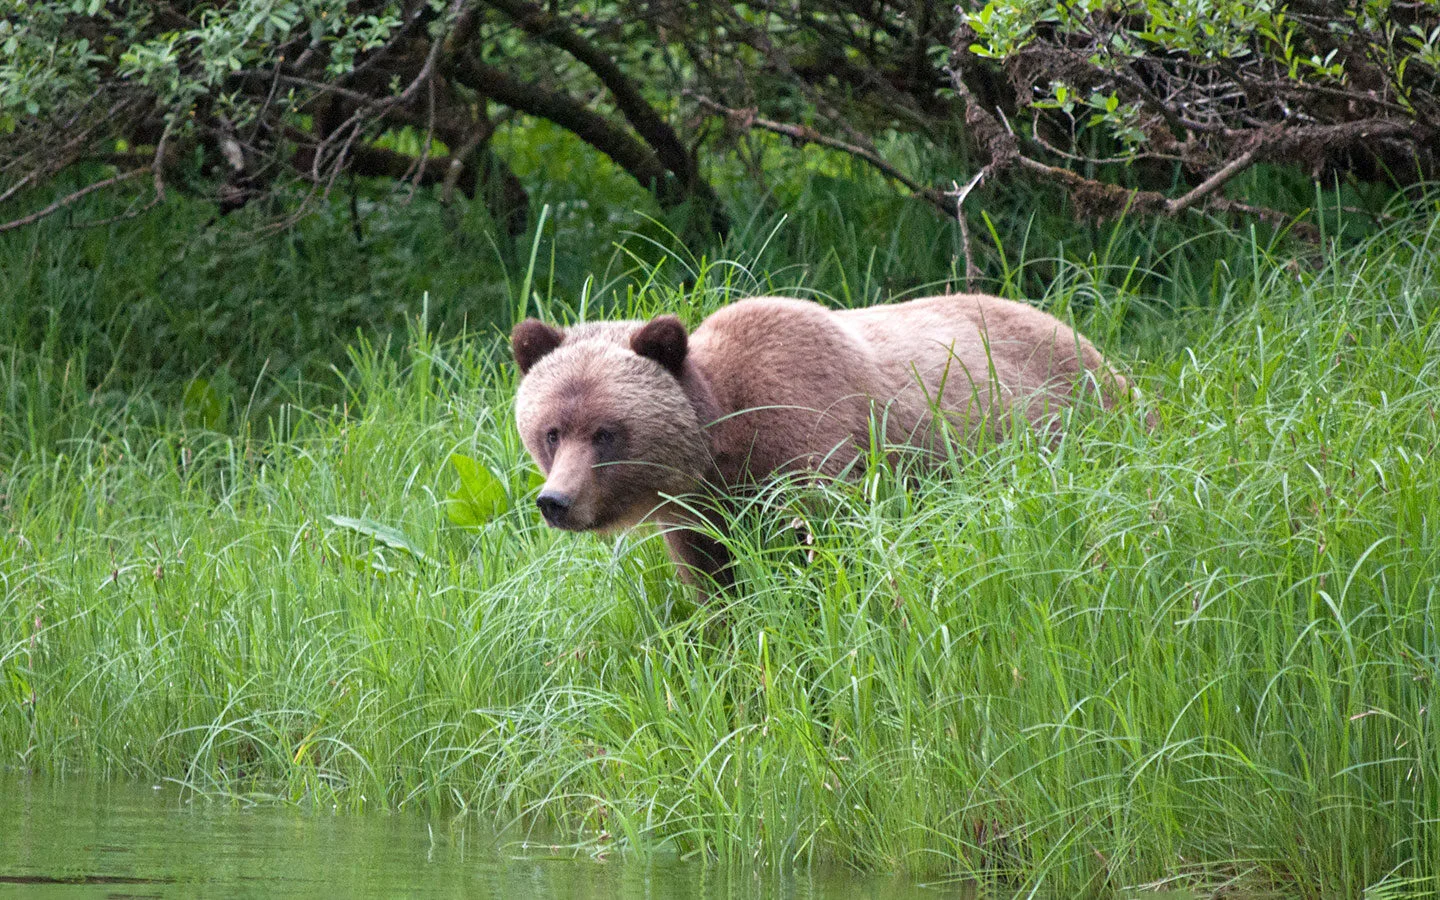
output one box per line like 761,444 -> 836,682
512,294 -> 1131,593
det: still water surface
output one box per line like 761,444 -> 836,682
0,776 -> 972,899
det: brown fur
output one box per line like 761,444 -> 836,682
513,294 -> 1132,593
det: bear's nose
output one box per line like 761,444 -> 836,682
535,491 -> 573,527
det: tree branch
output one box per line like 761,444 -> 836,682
689,94 -> 952,216
448,55 -> 678,205
0,168 -> 149,234
347,143 -> 462,187
1165,144 -> 1259,215
1013,151 -> 1319,240
480,1 -> 688,179
948,75 -> 1321,240
0,169 -> 44,209
477,0 -> 727,234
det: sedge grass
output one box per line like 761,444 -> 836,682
2,197 -> 1440,895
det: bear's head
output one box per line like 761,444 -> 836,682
511,315 -> 710,532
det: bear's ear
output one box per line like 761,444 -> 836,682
631,315 -> 688,377
512,319 -> 564,375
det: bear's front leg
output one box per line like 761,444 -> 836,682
661,526 -> 734,596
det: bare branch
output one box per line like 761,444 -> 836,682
478,0 -> 726,232
72,189 -> 166,229
481,0 -> 691,175
1013,153 -> 1319,240
0,168 -> 149,234
0,170 -> 44,209
449,54 -> 687,209
308,0 -> 464,188
405,76 -> 439,202
689,94 -> 952,216
949,74 -> 1322,240
1166,144 -> 1260,215
441,120 -> 494,206
151,118 -> 175,205
948,172 -> 985,292
394,0 -> 463,106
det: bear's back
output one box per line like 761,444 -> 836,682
836,293 -> 1118,431
686,295 -> 1123,477
688,298 -> 887,479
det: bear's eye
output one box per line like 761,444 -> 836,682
593,428 -> 615,446
544,428 -> 560,447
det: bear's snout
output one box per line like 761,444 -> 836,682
536,491 -> 574,528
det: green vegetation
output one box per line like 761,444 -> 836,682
3,157 -> 1438,894
9,0 -> 1434,247
7,0 -> 1436,892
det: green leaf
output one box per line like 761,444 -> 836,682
444,453 -> 509,527
181,377 -> 226,430
326,514 -> 433,564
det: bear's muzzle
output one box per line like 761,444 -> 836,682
535,490 -> 574,529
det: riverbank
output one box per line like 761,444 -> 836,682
4,199 -> 1438,894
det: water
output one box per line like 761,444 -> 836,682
0,777 -> 973,899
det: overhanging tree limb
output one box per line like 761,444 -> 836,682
948,73 -> 1323,241
689,94 -> 952,216
479,0 -> 699,186
455,0 -> 727,234
0,168 -> 149,233
448,54 -> 700,216
951,0 -> 1439,226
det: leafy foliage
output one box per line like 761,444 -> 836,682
955,0 -> 1439,222
6,0 -> 1424,244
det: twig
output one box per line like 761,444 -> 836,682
722,9 -> 874,151
72,190 -> 166,228
449,55 -> 688,210
1165,144 -> 1259,215
0,169 -> 43,208
335,2 -> 426,89
1028,109 -> 1185,166
690,94 -> 951,215
151,118 -> 174,204
237,70 -> 376,107
441,119 -> 494,206
948,171 -> 985,292
1051,0 -> 1189,139
247,57 -> 288,146
0,168 -> 148,233
0,97 -> 136,205
949,71 -> 1321,240
311,0 -> 463,187
394,0 -> 462,106
1014,153 -> 1319,239
480,0 -> 721,217
404,75 -> 439,202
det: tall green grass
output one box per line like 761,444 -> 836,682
0,126 -> 1377,406
3,178 -> 1439,894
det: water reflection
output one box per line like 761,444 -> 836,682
0,777 -> 972,899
